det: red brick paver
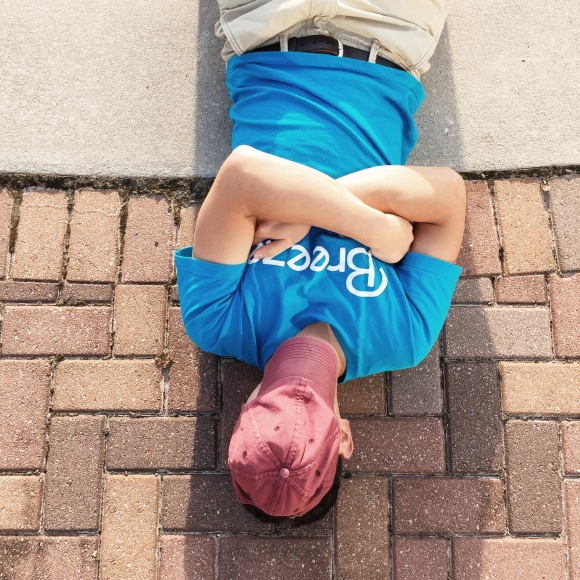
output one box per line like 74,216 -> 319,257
392,477 -> 505,534
0,188 -> 13,277
67,189 -> 120,282
452,276 -> 494,304
335,476 -> 389,579
501,362 -> 580,415
0,536 -> 99,580
274,507 -> 333,535
565,480 -> 580,580
219,537 -> 331,580
550,273 -> 580,357
122,196 -> 173,282
100,475 -> 159,580
391,343 -> 442,415
113,284 -> 166,355
106,417 -> 216,470
346,417 -> 445,473
456,181 -> 501,276
59,282 -> 113,303
219,360 -> 263,469
2,305 -> 111,355
52,359 -> 162,411
0,360 -> 50,470
162,474 -> 271,533
505,420 -> 562,533
446,362 -> 503,473
550,175 -> 580,272
1,174 -> 578,579
393,537 -> 448,580
0,476 -> 43,531
495,179 -> 556,274
562,421 -> 580,474
0,280 -> 58,302
495,274 -> 547,304
445,306 -> 552,358
452,538 -> 566,580
159,535 -> 216,580
338,373 -> 386,415
44,416 -> 105,531
167,306 -> 218,413
11,189 -> 68,281
176,203 -> 200,249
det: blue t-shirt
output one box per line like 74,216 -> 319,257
227,51 -> 425,176
176,239 -> 460,382
176,52 -> 461,381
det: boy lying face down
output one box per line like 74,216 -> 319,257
176,0 -> 460,524
176,146 -> 465,523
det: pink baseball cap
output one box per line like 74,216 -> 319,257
228,336 -> 340,517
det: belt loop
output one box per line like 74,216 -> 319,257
368,38 -> 381,64
279,33 -> 289,52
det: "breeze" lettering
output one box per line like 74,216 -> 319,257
248,243 -> 388,298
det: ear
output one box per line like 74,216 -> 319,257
338,418 -> 353,459
245,382 -> 262,406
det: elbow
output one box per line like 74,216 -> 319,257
442,167 -> 466,219
228,144 -> 257,162
223,145 -> 260,179
449,168 -> 466,208
212,145 -> 260,208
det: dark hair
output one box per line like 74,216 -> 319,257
242,456 -> 343,526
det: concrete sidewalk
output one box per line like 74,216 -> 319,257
0,172 -> 579,579
0,0 -> 579,177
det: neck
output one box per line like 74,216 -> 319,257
296,322 -> 347,379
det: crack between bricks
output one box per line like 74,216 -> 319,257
70,208 -> 121,218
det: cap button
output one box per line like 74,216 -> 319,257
279,467 -> 290,479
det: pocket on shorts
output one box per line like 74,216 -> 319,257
333,0 -> 450,72
218,0 -> 312,55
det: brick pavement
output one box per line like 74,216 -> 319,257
0,174 -> 579,579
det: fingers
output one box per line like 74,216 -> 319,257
253,222 -> 311,249
254,239 -> 293,260
253,220 -> 288,245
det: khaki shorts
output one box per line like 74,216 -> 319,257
215,0 -> 450,79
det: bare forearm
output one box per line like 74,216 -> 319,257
336,165 -> 464,225
193,148 -> 417,265
223,146 -> 385,247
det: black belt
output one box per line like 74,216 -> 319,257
251,35 -> 404,72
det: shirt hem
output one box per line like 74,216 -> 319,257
227,51 -> 425,107
174,247 -> 247,279
398,252 -> 463,277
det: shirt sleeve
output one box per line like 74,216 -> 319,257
174,247 -> 247,353
394,252 -> 462,365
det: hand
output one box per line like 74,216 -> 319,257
252,220 -> 311,259
368,213 -> 414,264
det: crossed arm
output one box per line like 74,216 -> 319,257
192,145 -> 466,265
